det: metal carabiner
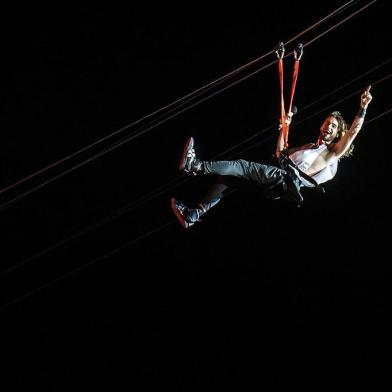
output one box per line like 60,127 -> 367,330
275,41 -> 285,59
294,43 -> 303,60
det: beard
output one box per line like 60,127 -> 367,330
320,131 -> 335,143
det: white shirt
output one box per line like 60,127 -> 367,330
289,144 -> 338,186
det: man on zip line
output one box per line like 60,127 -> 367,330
171,44 -> 373,228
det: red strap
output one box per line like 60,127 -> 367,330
288,60 -> 300,115
285,59 -> 300,147
278,58 -> 288,148
277,56 -> 301,149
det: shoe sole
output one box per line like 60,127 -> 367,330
179,137 -> 194,172
171,197 -> 191,229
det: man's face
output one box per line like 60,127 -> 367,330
319,116 -> 339,144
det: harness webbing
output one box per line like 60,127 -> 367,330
276,42 -> 303,149
278,58 -> 287,147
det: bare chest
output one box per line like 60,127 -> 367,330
305,149 -> 333,176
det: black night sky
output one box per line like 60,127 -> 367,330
1,2 -> 391,390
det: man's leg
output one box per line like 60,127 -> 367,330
203,159 -> 284,185
173,138 -> 286,228
179,137 -> 284,185
171,179 -> 229,229
172,171 -> 273,229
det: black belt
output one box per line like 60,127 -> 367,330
278,156 -> 325,194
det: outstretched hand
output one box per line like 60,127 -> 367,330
361,85 -> 373,109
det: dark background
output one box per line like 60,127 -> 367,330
1,2 -> 391,390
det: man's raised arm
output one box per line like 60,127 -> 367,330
332,85 -> 373,158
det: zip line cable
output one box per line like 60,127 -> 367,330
0,0 -> 355,198
0,220 -> 175,312
230,73 -> 392,157
304,0 -> 376,48
0,1 -> 363,208
91,0 -> 357,157
299,57 -> 392,114
1,69 -> 390,280
2,102 -> 391,312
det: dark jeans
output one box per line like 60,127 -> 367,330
204,159 -> 285,184
184,159 -> 305,222
186,159 -> 303,220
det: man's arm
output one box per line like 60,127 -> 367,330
332,86 -> 373,158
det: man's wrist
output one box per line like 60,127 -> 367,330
358,107 -> 367,118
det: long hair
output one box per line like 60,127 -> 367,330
329,111 -> 353,159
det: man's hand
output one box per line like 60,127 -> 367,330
361,85 -> 373,109
277,111 -> 294,131
285,111 -> 294,125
